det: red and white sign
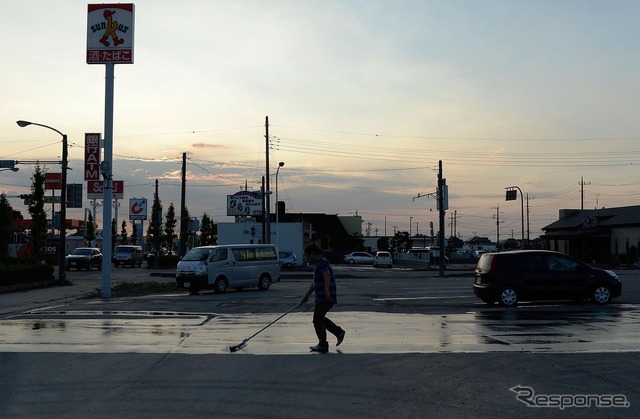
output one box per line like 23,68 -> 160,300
45,173 -> 62,190
129,198 -> 147,221
87,4 -> 135,64
84,133 -> 101,180
87,180 -> 124,199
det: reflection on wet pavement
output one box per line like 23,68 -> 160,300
1,304 -> 638,355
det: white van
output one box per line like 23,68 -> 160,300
176,244 -> 280,294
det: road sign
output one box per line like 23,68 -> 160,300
66,183 -> 83,208
129,198 -> 147,220
44,196 -> 62,204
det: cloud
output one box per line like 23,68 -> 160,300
191,143 -> 227,150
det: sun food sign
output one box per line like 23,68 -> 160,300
87,4 -> 135,64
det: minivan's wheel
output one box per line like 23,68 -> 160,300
258,274 -> 271,291
498,287 -> 519,307
592,285 -> 612,305
213,278 -> 228,293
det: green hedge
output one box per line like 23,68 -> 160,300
0,264 -> 55,286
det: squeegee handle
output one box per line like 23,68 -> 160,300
243,303 -> 300,342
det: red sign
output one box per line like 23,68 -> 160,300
45,173 -> 62,190
87,4 -> 135,64
86,180 -> 124,199
84,133 -> 101,180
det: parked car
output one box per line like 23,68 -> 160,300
373,251 -> 393,268
65,247 -> 103,271
343,251 -> 374,264
176,244 -> 280,294
473,250 -> 622,307
113,245 -> 144,268
279,251 -> 298,268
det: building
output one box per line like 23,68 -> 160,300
542,205 -> 640,265
219,202 -> 363,263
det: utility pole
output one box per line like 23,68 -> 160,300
154,179 -> 161,268
526,193 -> 531,245
265,116 -> 271,244
492,205 -> 500,251
261,176 -> 266,243
180,152 -> 188,256
580,177 -> 590,210
438,160 -> 446,277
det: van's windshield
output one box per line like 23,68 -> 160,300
182,248 -> 213,261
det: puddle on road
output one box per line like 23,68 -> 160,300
0,308 -> 639,355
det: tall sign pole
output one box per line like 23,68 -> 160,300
87,3 -> 135,299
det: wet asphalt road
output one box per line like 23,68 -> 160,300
0,265 -> 638,418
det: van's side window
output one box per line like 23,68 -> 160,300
256,247 -> 277,260
232,249 -> 247,261
211,248 -> 227,262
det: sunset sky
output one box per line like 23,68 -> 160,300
2,0 -> 640,242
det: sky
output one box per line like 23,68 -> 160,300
2,0 -> 640,243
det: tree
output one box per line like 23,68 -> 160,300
28,165 -> 48,259
164,203 -> 177,252
85,212 -> 96,246
0,193 -> 13,262
120,220 -> 128,245
130,221 -> 138,246
389,231 -> 412,253
199,213 -> 215,246
376,236 -> 390,252
148,198 -> 163,251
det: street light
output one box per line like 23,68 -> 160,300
275,161 -> 285,252
17,120 -> 68,285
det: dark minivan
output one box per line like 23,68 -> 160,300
473,250 -> 621,307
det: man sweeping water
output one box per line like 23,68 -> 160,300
300,244 -> 346,353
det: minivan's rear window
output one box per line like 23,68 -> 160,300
477,254 -> 495,271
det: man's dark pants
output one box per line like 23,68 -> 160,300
313,302 -> 342,345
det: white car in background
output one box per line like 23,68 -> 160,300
373,251 -> 393,268
343,251 -> 374,264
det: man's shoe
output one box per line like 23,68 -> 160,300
310,344 -> 328,353
336,330 -> 346,347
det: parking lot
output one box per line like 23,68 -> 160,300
0,265 -> 638,417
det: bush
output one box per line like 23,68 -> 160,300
0,263 -> 55,286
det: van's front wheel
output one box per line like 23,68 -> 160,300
258,274 -> 271,291
213,278 -> 228,293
